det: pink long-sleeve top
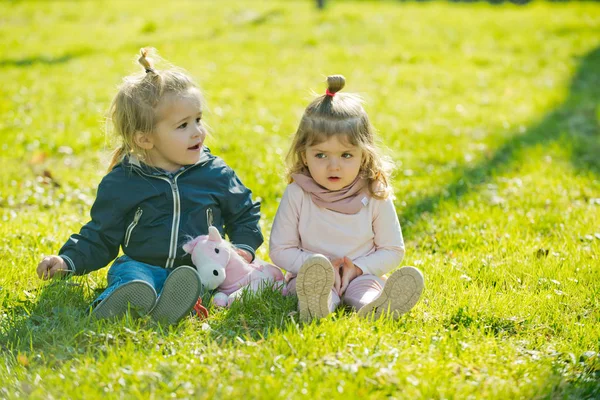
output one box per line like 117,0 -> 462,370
269,182 -> 405,277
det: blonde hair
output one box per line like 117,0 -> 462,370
286,75 -> 394,199
107,47 -> 203,171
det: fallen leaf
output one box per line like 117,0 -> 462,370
29,151 -> 47,165
17,353 -> 29,367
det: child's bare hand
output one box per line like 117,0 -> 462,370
339,256 -> 362,296
235,248 -> 253,263
36,256 -> 69,280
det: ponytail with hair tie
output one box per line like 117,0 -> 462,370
138,48 -> 156,74
325,75 -> 345,97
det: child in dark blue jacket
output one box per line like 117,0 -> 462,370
36,48 -> 263,325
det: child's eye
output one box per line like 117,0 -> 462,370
196,117 -> 202,124
342,153 -> 353,159
178,122 -> 188,129
315,153 -> 326,159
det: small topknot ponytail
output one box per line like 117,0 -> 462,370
325,75 -> 345,96
138,47 -> 155,74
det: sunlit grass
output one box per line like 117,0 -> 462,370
1,0 -> 599,398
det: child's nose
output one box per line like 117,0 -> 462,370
192,124 -> 204,137
329,158 -> 341,169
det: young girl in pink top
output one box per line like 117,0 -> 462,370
269,75 -> 424,322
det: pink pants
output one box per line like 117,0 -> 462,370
284,274 -> 386,312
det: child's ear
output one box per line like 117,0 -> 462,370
134,131 -> 154,150
301,152 -> 307,166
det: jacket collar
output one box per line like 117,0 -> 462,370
120,148 -> 211,176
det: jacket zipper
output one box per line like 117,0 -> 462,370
206,207 -> 213,227
167,174 -> 183,269
130,165 -> 196,269
149,175 -> 182,269
124,207 -> 143,247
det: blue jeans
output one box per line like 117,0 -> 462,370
93,255 -> 172,306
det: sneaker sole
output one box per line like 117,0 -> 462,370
93,280 -> 157,320
150,266 -> 202,325
358,266 -> 424,320
296,255 -> 335,323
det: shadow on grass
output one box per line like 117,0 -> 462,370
0,280 -> 296,358
0,48 -> 94,68
204,284 -> 297,343
0,278 -> 91,354
0,277 -> 203,363
400,45 -> 600,231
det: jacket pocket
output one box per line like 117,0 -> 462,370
124,207 -> 143,247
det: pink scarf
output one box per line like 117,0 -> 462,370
292,172 -> 369,215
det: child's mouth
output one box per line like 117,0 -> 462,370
188,143 -> 202,151
328,177 -> 341,181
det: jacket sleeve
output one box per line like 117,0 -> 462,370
58,176 -> 125,275
352,196 -> 405,277
220,167 -> 263,260
269,184 -> 318,275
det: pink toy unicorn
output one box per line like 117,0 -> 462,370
182,226 -> 284,307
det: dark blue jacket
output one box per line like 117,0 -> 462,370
59,148 -> 263,275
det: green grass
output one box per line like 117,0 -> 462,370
1,0 -> 599,398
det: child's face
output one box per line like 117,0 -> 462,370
302,135 -> 363,191
145,89 -> 206,172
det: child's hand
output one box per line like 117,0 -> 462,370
339,256 -> 363,296
36,255 -> 69,280
331,257 -> 344,296
330,257 -> 344,295
235,248 -> 253,263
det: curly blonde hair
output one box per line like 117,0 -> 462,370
286,75 -> 394,199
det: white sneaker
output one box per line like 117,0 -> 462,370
358,266 -> 424,320
296,255 -> 335,323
